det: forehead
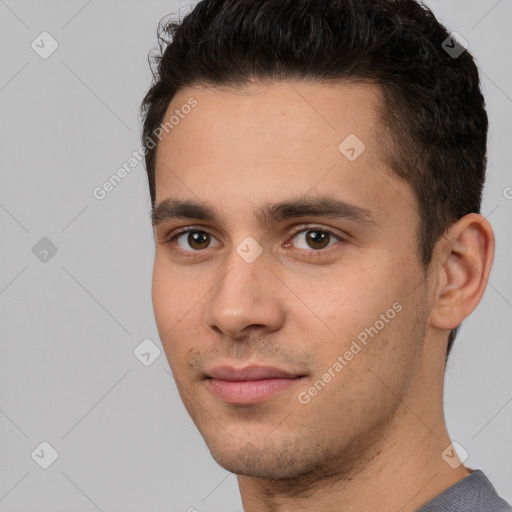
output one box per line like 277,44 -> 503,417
153,81 -> 416,230
156,80 -> 382,167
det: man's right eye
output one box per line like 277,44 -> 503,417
165,228 -> 222,252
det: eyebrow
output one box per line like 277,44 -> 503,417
151,195 -> 378,229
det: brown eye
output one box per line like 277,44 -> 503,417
187,231 -> 210,250
305,230 -> 330,249
292,228 -> 339,251
172,229 -> 221,251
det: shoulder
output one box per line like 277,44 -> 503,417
416,469 -> 512,512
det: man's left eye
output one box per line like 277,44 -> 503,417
289,228 -> 342,251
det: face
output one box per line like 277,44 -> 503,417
151,81 -> 432,479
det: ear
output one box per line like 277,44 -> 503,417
429,213 -> 495,331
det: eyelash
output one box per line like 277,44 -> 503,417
162,225 -> 346,258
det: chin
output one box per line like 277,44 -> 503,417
205,436 -> 321,480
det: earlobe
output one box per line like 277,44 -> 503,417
430,213 -> 495,331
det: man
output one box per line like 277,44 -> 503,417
140,0 -> 511,510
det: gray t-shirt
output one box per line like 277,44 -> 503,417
416,470 -> 511,512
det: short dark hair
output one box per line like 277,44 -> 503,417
140,0 -> 488,358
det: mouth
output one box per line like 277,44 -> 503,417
204,365 -> 306,405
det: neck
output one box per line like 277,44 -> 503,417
237,350 -> 470,512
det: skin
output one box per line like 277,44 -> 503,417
150,81 -> 494,512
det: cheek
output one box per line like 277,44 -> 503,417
151,259 -> 190,357
151,260 -> 172,330
151,256 -> 212,374
344,273 -> 428,389
303,263 -> 397,337
151,255 -> 191,327
304,257 -> 423,377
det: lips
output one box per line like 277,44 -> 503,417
206,365 -> 300,381
204,365 -> 305,404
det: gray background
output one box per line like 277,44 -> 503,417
0,1 -> 510,510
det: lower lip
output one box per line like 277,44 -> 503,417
206,378 -> 302,404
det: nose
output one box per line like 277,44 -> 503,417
204,249 -> 286,339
